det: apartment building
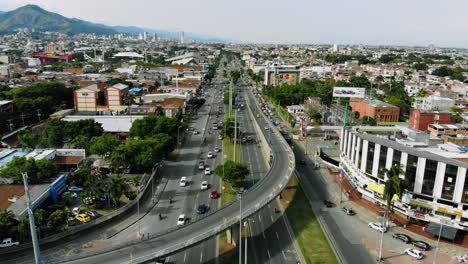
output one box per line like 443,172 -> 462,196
409,110 -> 454,131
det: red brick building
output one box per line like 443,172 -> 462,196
349,97 -> 400,122
409,109 -> 454,131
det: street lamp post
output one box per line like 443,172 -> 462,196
378,210 -> 390,262
238,188 -> 244,264
434,218 -> 451,264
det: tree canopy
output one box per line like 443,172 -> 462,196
111,134 -> 174,172
129,116 -> 181,139
214,160 -> 249,187
38,119 -> 104,148
90,134 -> 121,157
0,157 -> 58,184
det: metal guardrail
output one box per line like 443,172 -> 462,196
43,89 -> 295,264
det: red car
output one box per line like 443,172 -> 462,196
210,189 -> 218,199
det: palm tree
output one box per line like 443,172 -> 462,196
34,209 -> 46,238
16,218 -> 30,241
0,210 -> 18,238
382,164 -> 406,213
107,176 -> 129,208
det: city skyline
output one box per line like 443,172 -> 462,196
0,0 -> 468,47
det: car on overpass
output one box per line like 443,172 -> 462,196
177,214 -> 186,225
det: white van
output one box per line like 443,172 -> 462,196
180,177 -> 187,187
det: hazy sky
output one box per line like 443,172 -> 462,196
1,0 -> 468,47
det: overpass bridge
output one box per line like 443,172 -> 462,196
39,89 -> 295,264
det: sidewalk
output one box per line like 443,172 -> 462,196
296,139 -> 468,261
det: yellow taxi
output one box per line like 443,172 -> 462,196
75,213 -> 91,223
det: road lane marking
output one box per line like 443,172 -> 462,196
184,252 -> 187,263
258,215 -> 262,222
282,250 -> 286,259
262,231 -> 266,239
200,250 -> 204,262
267,249 -> 271,259
270,215 -> 274,222
276,232 -> 280,240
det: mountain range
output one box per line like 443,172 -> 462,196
0,5 -> 230,42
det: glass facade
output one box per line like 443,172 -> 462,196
392,150 -> 402,168
422,160 -> 438,196
405,154 -> 418,191
463,170 -> 468,204
377,146 -> 388,179
365,142 -> 375,175
358,139 -> 364,168
441,165 -> 458,200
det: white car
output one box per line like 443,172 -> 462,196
207,152 -> 213,158
404,248 -> 424,260
72,207 -> 81,215
214,147 -> 220,153
201,181 -> 208,190
368,222 -> 386,233
264,126 -> 269,130
177,214 -> 186,226
68,186 -> 83,192
205,168 -> 211,175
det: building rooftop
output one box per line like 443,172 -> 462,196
111,83 -> 129,90
354,131 -> 468,169
358,96 -> 398,108
62,115 -> 145,133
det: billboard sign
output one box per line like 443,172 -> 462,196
333,87 -> 366,98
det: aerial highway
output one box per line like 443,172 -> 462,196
3,62 -> 295,264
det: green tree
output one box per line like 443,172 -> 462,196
432,66 -> 453,77
413,63 -> 428,71
230,70 -> 241,84
416,89 -> 425,97
0,210 -> 18,238
361,116 -> 377,125
111,134 -> 174,172
90,134 -> 121,157
72,135 -> 91,152
382,165 -> 406,213
222,117 -> 238,138
450,106 -> 463,123
214,160 -> 249,187
106,176 -> 128,207
16,217 -> 30,241
129,116 -> 180,139
34,209 -> 46,238
18,130 -> 39,149
47,209 -> 68,232
0,157 -> 58,184
306,108 -> 322,124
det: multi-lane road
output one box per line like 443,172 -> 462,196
3,60 -> 301,264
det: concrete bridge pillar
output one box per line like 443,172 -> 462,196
226,224 -> 240,246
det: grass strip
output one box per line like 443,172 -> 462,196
283,176 -> 338,264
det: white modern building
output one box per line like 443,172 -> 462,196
413,94 -> 455,111
340,128 -> 468,231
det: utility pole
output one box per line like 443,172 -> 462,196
36,109 -> 42,122
20,113 -> 25,127
22,173 -> 42,264
378,211 -> 389,262
229,79 -> 233,118
7,119 -> 14,132
234,111 -> 237,162
238,189 -> 244,264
